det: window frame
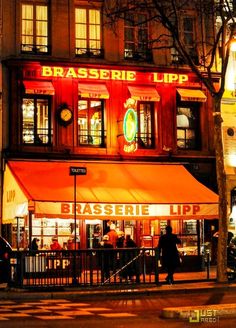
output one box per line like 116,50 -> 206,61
21,95 -> 52,146
21,1 -> 50,54
176,100 -> 201,150
170,15 -> 198,64
124,12 -> 151,61
77,98 -> 106,147
136,101 -> 155,149
75,7 -> 103,58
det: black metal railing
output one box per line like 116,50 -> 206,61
8,248 -> 159,289
75,48 -> 104,58
78,129 -> 106,147
7,248 -> 214,289
21,43 -> 50,54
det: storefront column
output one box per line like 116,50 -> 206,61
28,211 -> 33,249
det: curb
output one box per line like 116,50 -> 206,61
1,282 -> 236,300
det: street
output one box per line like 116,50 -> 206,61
0,290 -> 236,328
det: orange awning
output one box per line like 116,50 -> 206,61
78,83 -> 109,99
4,161 -> 218,220
128,86 -> 160,101
177,88 -> 207,102
23,81 -> 55,95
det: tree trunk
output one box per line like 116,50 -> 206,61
214,97 -> 228,283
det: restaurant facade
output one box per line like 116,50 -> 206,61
1,60 -> 219,259
0,1 -> 221,270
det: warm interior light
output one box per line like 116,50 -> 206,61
231,38 -> 236,51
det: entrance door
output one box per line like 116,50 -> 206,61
86,220 -> 103,248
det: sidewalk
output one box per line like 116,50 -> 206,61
2,278 -> 236,319
1,279 -> 236,299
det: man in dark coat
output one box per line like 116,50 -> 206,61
98,235 -> 113,280
158,225 -> 181,284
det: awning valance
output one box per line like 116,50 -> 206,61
128,86 -> 160,101
78,83 -> 109,99
3,161 -> 218,220
23,81 -> 55,95
177,88 -> 207,102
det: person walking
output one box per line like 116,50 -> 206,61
122,235 -> 138,282
157,225 -> 181,284
98,235 -> 113,280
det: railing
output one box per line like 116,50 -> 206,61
75,48 -> 104,58
8,248 -> 212,289
9,248 -> 158,289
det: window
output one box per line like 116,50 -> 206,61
124,13 -> 151,61
75,8 -> 102,57
183,17 -> 198,62
22,97 -> 51,145
137,102 -> 155,148
78,100 -> 105,146
176,104 -> 200,150
170,16 -> 198,64
21,3 -> 49,53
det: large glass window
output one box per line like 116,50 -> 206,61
137,102 -> 155,148
78,100 -> 105,146
22,97 -> 51,145
21,3 -> 49,53
176,104 -> 200,150
124,13 -> 151,61
75,8 -> 102,57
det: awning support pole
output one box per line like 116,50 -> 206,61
72,175 -> 78,285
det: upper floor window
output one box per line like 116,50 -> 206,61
78,100 -> 106,147
75,8 -> 103,57
176,104 -> 200,150
22,97 -> 52,145
21,3 -> 49,53
171,16 -> 198,65
124,13 -> 152,61
137,102 -> 155,148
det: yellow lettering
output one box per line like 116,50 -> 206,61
65,67 -> 77,78
83,204 -> 92,215
127,71 -> 136,81
115,205 -> 123,215
77,68 -> 88,78
89,69 -> 99,79
104,204 -> 113,215
125,205 -> 134,215
153,73 -> 163,82
168,74 -> 178,82
142,205 -> 149,215
111,70 -> 121,80
93,204 -> 102,215
42,66 -> 53,77
53,67 -> 64,77
100,69 -> 110,79
179,74 -> 188,83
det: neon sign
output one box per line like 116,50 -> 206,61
123,108 -> 138,143
41,66 -> 189,84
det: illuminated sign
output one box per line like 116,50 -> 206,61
61,203 -> 150,216
40,66 -> 189,84
122,98 -> 138,153
42,66 -> 136,81
123,108 -> 138,143
153,73 -> 188,84
34,201 -> 218,218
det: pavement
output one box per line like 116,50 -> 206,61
1,279 -> 236,320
